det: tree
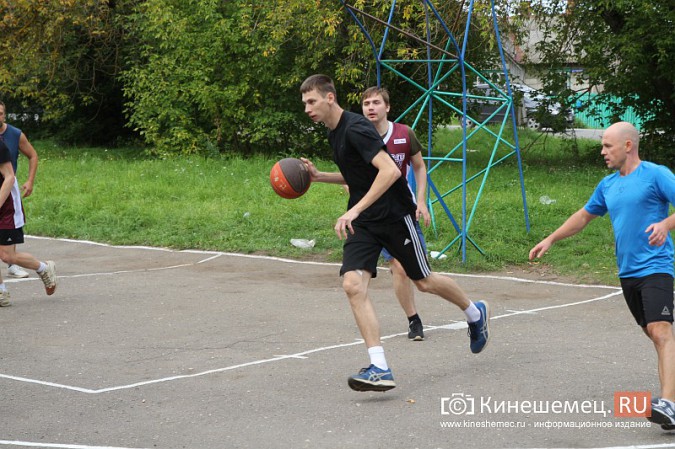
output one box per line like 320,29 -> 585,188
0,0 -> 519,154
0,0 -> 134,144
122,0 -> 515,156
522,0 -> 675,163
122,0 -> 346,156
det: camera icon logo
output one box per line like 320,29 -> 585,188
441,393 -> 475,415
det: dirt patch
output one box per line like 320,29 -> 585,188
490,262 -> 620,286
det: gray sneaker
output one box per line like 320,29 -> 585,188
38,261 -> 57,295
7,264 -> 29,278
0,290 -> 10,307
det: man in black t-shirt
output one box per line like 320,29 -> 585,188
299,74 -> 491,393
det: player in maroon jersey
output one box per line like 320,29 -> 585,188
0,138 -> 56,307
362,86 -> 429,341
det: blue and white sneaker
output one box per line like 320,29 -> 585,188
650,398 -> 675,429
652,396 -> 675,430
468,300 -> 490,354
348,364 -> 396,392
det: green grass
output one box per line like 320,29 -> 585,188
21,132 -> 624,286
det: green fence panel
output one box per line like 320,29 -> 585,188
570,94 -> 643,130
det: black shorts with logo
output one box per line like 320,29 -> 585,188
0,227 -> 24,246
620,273 -> 674,327
340,214 -> 431,280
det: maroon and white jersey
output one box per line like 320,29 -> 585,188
381,121 -> 423,203
0,179 -> 25,230
381,121 -> 413,178
0,139 -> 25,230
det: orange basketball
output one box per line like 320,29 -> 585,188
269,158 -> 311,199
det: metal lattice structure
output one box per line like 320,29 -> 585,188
339,0 -> 530,262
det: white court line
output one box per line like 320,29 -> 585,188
0,237 -> 643,449
27,234 -> 622,290
607,445 -> 675,449
1,236 -> 623,394
0,441 -> 150,449
0,288 -> 620,394
528,445 -> 675,449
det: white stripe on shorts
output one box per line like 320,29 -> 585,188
404,214 -> 431,278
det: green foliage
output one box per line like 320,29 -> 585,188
334,1 -> 522,130
0,1 -> 539,154
0,0 -> 133,145
522,0 -> 675,164
25,134 -> 623,285
122,0 -> 344,157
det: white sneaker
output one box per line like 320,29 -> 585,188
0,290 -> 10,307
7,264 -> 29,278
38,261 -> 57,296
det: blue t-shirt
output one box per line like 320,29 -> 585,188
584,161 -> 675,278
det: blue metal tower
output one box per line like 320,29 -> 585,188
339,0 -> 530,262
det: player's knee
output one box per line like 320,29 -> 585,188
413,276 -> 433,293
646,321 -> 675,347
342,271 -> 367,298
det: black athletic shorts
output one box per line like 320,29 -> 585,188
340,214 -> 431,280
620,273 -> 674,327
0,228 -> 24,246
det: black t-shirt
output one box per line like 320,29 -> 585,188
0,139 -> 11,176
328,111 -> 416,224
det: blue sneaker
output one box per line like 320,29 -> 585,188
650,399 -> 675,429
653,397 -> 675,430
348,364 -> 396,392
467,300 -> 490,354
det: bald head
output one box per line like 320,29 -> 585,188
600,121 -> 642,174
605,121 -> 639,152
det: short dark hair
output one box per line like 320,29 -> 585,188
361,86 -> 390,106
300,74 -> 337,97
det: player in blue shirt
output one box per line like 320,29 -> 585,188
529,121 -> 675,429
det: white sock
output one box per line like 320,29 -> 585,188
368,346 -> 388,370
0,283 -> 6,292
464,302 -> 481,323
36,262 -> 46,273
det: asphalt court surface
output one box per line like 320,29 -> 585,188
1,237 -> 674,449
